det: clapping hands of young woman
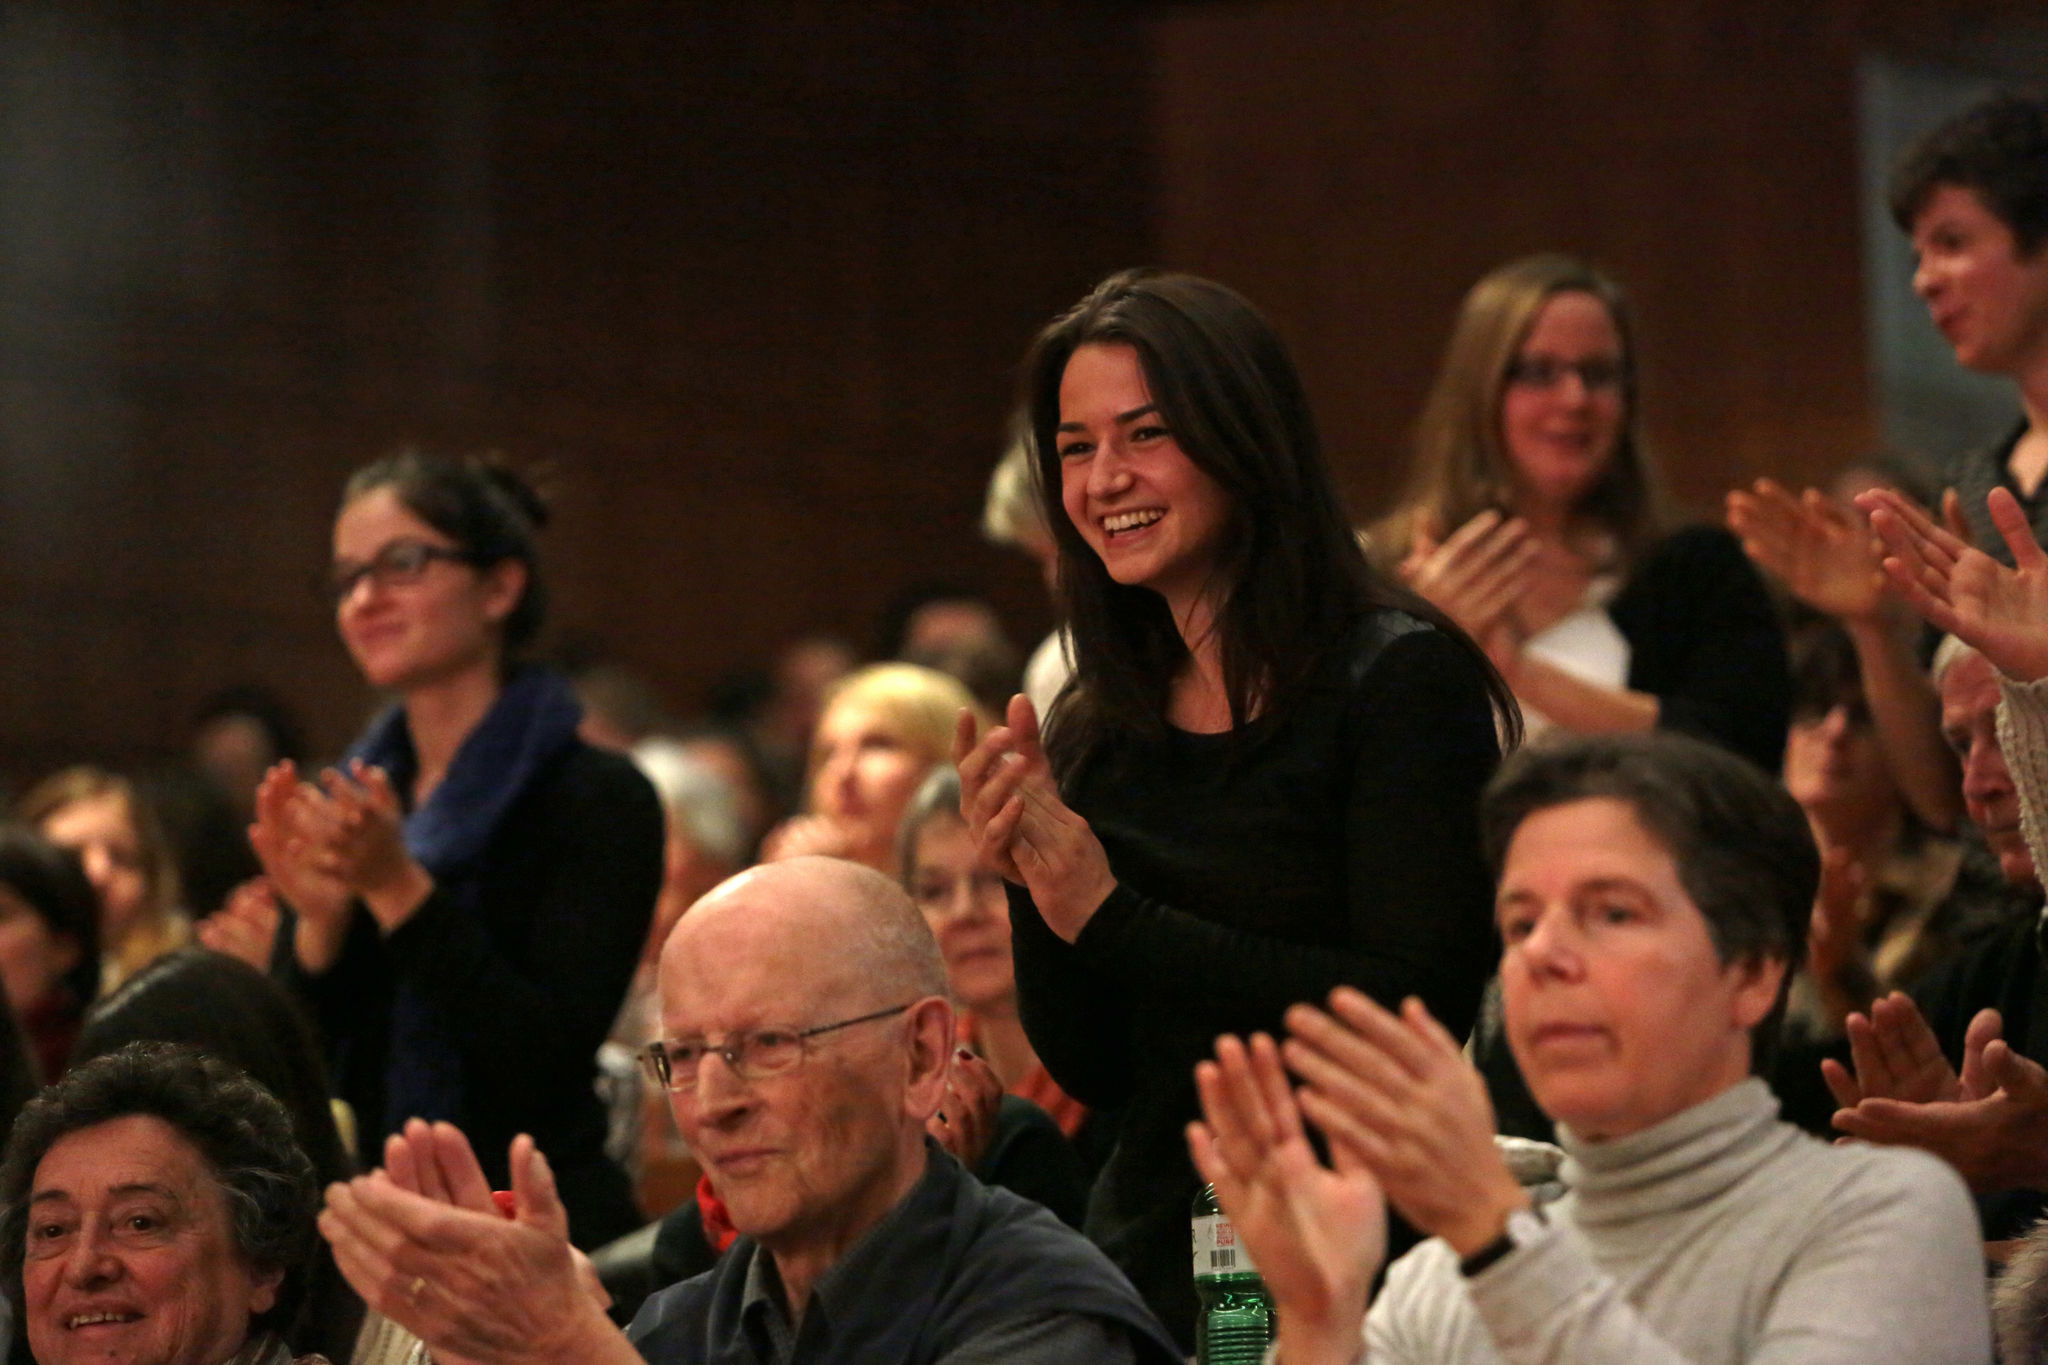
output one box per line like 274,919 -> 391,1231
242,758 -> 435,970
953,695 -> 1116,943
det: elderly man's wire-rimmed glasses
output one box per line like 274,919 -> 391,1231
640,1003 -> 916,1090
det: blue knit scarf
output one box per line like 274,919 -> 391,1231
345,666 -> 583,1134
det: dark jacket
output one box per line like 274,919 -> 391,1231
1610,523 -> 1791,772
628,1145 -> 1179,1365
296,726 -> 662,1249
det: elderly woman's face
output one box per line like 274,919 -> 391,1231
23,1114 -> 280,1365
909,816 -> 1016,1014
1495,797 -> 1782,1141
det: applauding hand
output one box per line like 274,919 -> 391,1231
1398,511 -> 1539,646
1858,485 -> 2048,683
1188,1032 -> 1384,1365
289,760 -> 435,932
1282,988 -> 1529,1258
1727,479 -> 1887,623
248,762 -> 355,971
954,695 -> 1116,942
196,877 -> 283,972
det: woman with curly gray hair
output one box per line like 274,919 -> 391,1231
0,1041 -> 325,1365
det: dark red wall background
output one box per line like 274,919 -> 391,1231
0,1 -> 2028,780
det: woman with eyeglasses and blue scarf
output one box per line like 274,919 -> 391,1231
211,450 -> 663,1250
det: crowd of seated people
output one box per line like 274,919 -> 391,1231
0,87 -> 2045,1365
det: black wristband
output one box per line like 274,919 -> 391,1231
1458,1205 -> 1545,1278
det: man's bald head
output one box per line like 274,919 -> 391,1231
661,856 -> 947,1021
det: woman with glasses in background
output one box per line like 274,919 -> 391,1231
1369,255 -> 1789,770
203,450 -> 663,1250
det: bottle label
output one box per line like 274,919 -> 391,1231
1191,1211 -> 1259,1279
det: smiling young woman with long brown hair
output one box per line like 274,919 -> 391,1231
957,269 -> 1514,1347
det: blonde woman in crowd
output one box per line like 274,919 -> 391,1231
1373,254 -> 1789,769
759,661 -> 986,873
18,765 -> 189,993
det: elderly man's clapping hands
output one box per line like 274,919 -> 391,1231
319,1120 -> 634,1365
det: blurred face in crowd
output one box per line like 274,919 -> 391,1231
1056,342 -> 1234,613
1941,651 -> 2036,891
1499,290 -> 1627,517
1497,797 -> 1780,1141
190,716 -> 275,821
1783,696 -> 1901,840
40,795 -> 148,950
0,884 -> 82,1016
1911,184 -> 2048,377
907,815 -> 1015,1015
656,864 -> 946,1257
23,1114 -> 280,1365
807,701 -> 930,868
330,487 -> 523,694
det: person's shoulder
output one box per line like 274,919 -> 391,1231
939,1173 -> 1178,1357
1633,522 -> 1750,576
625,1255 -> 732,1355
1337,605 -> 1478,683
1324,607 -> 1495,730
1773,1120 -> 1976,1226
531,739 -> 663,824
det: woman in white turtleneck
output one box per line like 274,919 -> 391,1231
1189,731 -> 1990,1365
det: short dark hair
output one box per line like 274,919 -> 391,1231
344,449 -> 551,657
0,823 -> 101,1011
1480,732 -> 1819,1061
1788,618 -> 1866,724
1889,91 -> 2048,254
0,1043 -> 318,1337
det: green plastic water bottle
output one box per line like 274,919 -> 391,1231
1192,1183 -> 1275,1364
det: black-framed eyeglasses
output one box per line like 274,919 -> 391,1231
324,539 -> 479,604
641,1003 -> 916,1090
1504,356 -> 1625,393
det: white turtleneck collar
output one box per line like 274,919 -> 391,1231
1557,1078 -> 1801,1229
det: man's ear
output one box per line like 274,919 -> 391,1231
903,996 -> 955,1122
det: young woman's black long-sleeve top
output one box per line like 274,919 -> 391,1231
1007,609 -> 1502,1348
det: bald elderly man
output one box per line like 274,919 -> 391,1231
320,856 -> 1177,1365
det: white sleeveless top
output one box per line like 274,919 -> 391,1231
1517,575 -> 1630,739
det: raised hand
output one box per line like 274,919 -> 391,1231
1281,989 -> 1528,1257
196,877 -> 283,972
1727,479 -> 1886,622
1188,1032 -> 1384,1365
956,695 -> 1115,942
1832,1010 -> 2048,1194
1858,485 -> 2048,682
292,761 -> 435,931
757,814 -> 858,865
927,1049 -> 1004,1170
320,1134 -> 633,1365
1822,992 -> 1974,1110
1398,510 -> 1539,642
248,762 -> 354,972
1803,848 -> 1872,1028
